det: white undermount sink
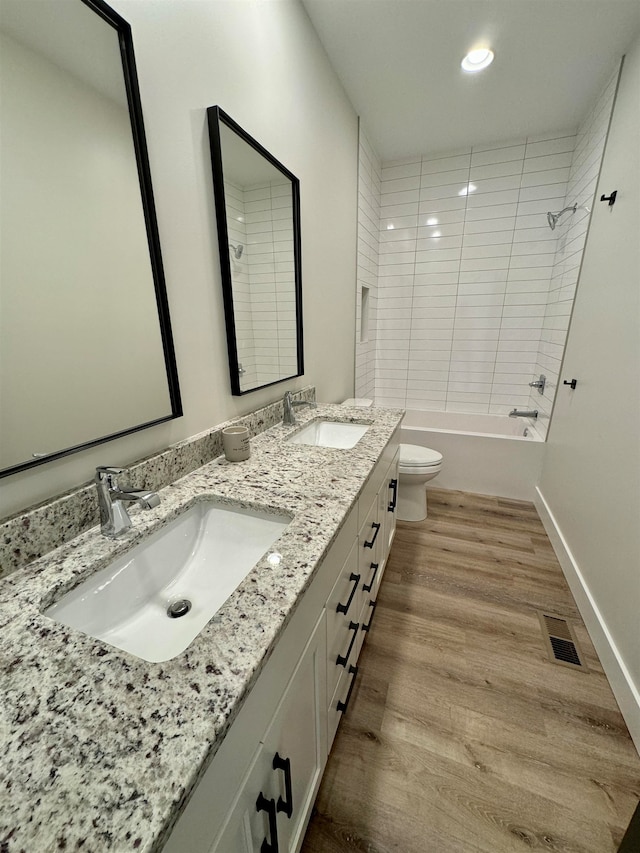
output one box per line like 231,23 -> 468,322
287,419 -> 370,449
44,501 -> 290,663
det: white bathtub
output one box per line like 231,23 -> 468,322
399,410 -> 545,501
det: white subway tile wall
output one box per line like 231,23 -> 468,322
356,68 -> 617,426
530,70 -> 619,438
224,180 -> 256,387
226,179 -> 297,392
373,137 -> 574,413
355,125 -> 381,399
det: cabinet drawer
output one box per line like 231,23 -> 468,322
325,539 -> 360,700
327,660 -> 359,748
358,497 -> 381,587
356,595 -> 377,659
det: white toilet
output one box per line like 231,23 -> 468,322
341,399 -> 444,522
396,443 -> 443,522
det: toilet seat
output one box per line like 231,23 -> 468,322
399,443 -> 442,469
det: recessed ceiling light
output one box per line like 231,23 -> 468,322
461,48 -> 494,73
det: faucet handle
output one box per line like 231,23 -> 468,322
95,466 -> 126,487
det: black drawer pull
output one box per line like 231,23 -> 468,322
336,572 -> 360,614
273,753 -> 293,819
388,478 -> 398,511
362,562 -> 378,593
337,665 -> 358,714
336,621 -> 359,667
362,599 -> 377,632
364,522 -> 381,549
256,792 -> 279,853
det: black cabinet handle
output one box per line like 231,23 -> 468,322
273,753 -> 293,820
336,621 -> 359,667
364,522 -> 381,549
388,478 -> 398,511
362,562 -> 378,593
337,665 -> 358,714
362,599 -> 377,633
256,792 -> 279,853
336,572 -> 360,614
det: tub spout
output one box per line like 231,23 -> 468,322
509,409 -> 538,419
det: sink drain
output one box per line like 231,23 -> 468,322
167,599 -> 192,619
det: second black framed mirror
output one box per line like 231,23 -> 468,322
207,106 -> 303,395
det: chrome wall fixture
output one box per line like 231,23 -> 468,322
547,204 -> 577,230
509,409 -> 539,419
529,374 -> 546,395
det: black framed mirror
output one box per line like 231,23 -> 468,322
0,0 -> 181,479
207,106 -> 303,395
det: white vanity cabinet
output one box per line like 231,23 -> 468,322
212,614 -> 326,853
164,430 -> 400,853
164,602 -> 329,853
326,440 -> 400,747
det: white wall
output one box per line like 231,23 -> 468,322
1,0 -> 358,519
536,35 -> 640,748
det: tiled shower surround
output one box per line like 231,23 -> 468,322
355,70 -> 618,438
528,70 -> 619,434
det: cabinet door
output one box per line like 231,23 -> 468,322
380,449 -> 400,580
260,613 -> 327,853
213,614 -> 326,853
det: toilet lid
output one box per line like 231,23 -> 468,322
399,443 -> 443,466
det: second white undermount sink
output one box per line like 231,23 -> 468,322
287,419 -> 370,449
44,501 -> 290,663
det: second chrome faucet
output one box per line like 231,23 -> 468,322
282,391 -> 317,425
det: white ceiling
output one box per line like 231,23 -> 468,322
301,0 -> 640,162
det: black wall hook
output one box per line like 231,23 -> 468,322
563,379 -> 578,390
600,191 -> 617,206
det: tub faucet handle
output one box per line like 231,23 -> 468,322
528,375 -> 546,394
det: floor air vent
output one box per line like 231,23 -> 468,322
537,612 -> 588,671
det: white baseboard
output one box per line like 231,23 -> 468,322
534,487 -> 640,755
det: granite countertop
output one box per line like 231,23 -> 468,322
0,404 -> 402,853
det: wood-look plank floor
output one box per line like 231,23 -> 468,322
301,488 -> 640,853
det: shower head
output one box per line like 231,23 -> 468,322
547,204 -> 577,230
229,242 -> 244,259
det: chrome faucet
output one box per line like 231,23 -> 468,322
95,466 -> 160,538
509,409 -> 538,419
282,391 -> 317,425
528,374 -> 546,395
